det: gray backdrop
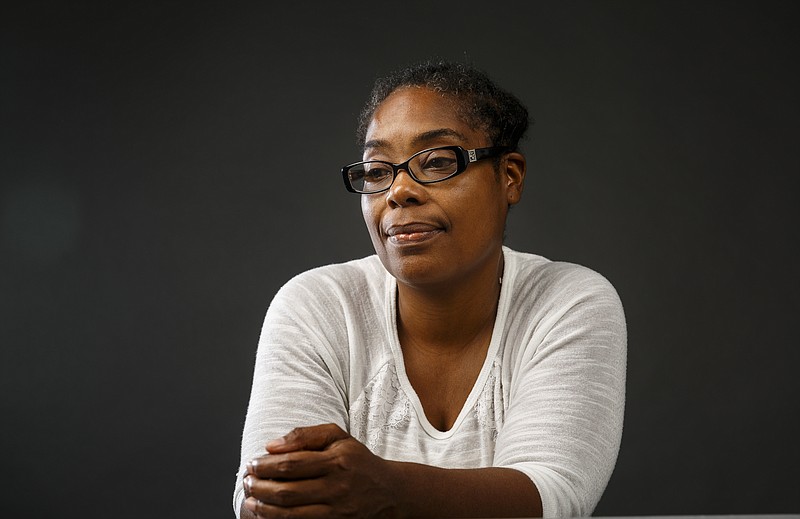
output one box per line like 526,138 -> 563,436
2,1 -> 798,517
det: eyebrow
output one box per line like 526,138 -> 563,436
363,128 -> 469,152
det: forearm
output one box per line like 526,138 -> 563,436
239,423 -> 543,518
240,463 -> 542,518
387,462 -> 542,518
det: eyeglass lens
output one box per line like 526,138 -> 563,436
347,147 -> 460,193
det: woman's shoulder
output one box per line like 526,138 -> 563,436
286,254 -> 385,287
503,247 -> 622,308
498,248 -> 627,363
271,255 -> 388,309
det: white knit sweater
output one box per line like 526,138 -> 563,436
234,247 -> 627,517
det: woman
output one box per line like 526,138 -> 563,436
234,61 -> 626,518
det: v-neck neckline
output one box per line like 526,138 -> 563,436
383,248 -> 513,439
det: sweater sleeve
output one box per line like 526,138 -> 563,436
232,271 -> 352,517
493,264 -> 627,518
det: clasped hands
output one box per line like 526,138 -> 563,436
244,423 -> 402,518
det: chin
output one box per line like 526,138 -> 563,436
379,251 -> 449,287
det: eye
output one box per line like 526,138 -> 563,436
362,163 -> 393,184
417,149 -> 458,178
423,155 -> 456,170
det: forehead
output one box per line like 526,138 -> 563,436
364,87 -> 487,153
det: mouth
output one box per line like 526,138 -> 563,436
384,222 -> 444,245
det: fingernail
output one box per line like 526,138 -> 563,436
244,497 -> 258,511
247,459 -> 257,473
244,475 -> 252,492
266,437 -> 286,449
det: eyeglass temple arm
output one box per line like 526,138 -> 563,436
466,146 -> 510,163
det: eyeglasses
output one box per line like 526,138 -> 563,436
341,145 -> 510,194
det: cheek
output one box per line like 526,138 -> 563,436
360,196 -> 372,224
453,185 -> 506,233
360,197 -> 381,237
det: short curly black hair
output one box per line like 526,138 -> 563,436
356,60 -> 530,151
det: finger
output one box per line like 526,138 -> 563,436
245,497 -> 331,519
248,450 -> 332,480
266,423 -> 350,454
246,455 -> 270,476
247,476 -> 337,508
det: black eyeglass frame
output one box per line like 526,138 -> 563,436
341,145 -> 511,194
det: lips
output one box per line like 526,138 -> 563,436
384,222 -> 444,244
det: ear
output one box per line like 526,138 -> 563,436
503,152 -> 526,206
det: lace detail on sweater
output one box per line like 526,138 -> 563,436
474,360 -> 503,441
349,363 -> 410,451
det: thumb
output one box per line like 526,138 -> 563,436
266,423 -> 350,454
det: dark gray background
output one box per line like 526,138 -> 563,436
2,1 -> 798,517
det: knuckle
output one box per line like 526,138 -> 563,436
329,439 -> 356,459
322,423 -> 345,443
331,479 -> 349,499
273,487 -> 296,506
272,509 -> 294,519
333,454 -> 351,472
275,458 -> 296,475
285,428 -> 303,441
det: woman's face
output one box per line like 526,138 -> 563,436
361,86 -> 525,288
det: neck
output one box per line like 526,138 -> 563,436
396,249 -> 504,353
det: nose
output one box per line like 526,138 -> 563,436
385,168 -> 427,208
